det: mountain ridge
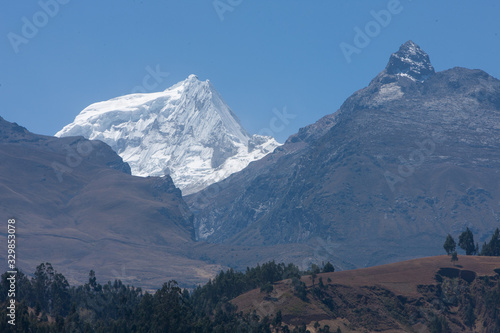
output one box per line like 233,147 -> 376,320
0,116 -> 226,288
186,41 -> 500,270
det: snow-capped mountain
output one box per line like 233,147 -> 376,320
56,75 -> 280,195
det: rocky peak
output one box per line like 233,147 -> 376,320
385,40 -> 435,81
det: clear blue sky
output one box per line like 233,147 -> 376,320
1,0 -> 499,142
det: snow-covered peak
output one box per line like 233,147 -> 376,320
56,75 -> 280,195
385,40 -> 435,81
168,74 -> 204,91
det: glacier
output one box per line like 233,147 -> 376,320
56,74 -> 280,195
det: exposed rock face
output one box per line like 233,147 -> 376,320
383,40 -> 435,81
187,41 -> 500,269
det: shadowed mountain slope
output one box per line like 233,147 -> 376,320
0,117 -> 223,288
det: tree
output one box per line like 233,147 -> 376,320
150,280 -> 193,332
322,262 -> 335,273
311,272 -> 317,286
310,264 -> 321,275
318,277 -> 325,289
273,310 -> 282,327
443,234 -> 456,255
50,272 -> 70,316
292,277 -> 308,301
34,302 -> 41,316
451,251 -> 458,265
32,262 -> 57,313
88,270 -> 98,290
459,227 -> 476,255
260,283 -> 273,294
481,228 -> 500,256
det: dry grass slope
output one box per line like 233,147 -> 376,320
232,255 -> 500,332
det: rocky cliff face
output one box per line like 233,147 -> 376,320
187,41 -> 500,269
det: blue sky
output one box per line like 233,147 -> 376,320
1,0 -> 499,142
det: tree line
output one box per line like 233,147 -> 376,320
443,227 -> 500,261
0,261 -> 336,332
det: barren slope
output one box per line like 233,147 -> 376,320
233,255 -> 500,332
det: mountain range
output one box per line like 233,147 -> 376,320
0,117 -> 306,288
2,40 -> 500,288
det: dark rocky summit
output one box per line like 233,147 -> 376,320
383,40 -> 435,81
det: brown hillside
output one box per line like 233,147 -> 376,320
232,255 -> 500,332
